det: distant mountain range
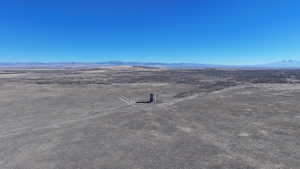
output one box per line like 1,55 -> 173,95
1,60 -> 300,69
261,60 -> 300,68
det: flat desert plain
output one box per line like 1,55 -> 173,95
0,67 -> 300,169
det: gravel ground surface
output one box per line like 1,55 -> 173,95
0,67 -> 299,169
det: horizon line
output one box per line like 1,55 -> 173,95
0,60 -> 289,66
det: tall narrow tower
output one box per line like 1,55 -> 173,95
150,93 -> 157,104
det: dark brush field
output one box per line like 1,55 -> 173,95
0,67 -> 300,169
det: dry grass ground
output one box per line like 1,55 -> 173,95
0,67 -> 299,169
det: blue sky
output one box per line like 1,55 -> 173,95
0,0 -> 300,65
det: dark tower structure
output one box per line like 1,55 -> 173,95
149,93 -> 157,104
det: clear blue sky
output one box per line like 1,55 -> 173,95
1,0 -> 300,65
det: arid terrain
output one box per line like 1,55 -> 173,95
0,67 -> 300,169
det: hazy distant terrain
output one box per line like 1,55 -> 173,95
0,67 -> 300,169
1,60 -> 300,69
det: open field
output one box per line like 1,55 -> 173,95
0,67 -> 300,169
